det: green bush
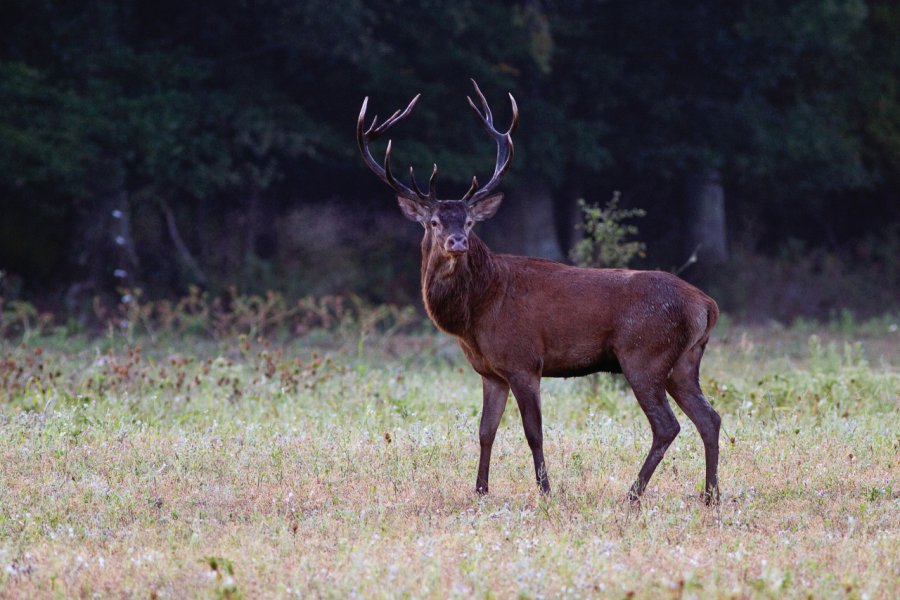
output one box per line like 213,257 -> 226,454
569,192 -> 646,269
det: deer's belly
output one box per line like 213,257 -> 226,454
541,349 -> 622,378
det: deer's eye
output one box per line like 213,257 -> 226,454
430,219 -> 440,228
465,220 -> 474,228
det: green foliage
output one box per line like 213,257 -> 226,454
0,0 -> 898,313
0,298 -> 53,343
0,62 -> 97,195
569,193 -> 646,269
203,556 -> 241,599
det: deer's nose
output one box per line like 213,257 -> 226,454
447,234 -> 468,253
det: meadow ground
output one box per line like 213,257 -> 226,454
1,317 -> 898,598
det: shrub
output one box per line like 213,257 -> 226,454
569,192 -> 647,269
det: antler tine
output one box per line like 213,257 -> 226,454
465,80 -> 519,205
358,94 -> 433,204
365,114 -> 379,134
383,139 -> 401,191
468,79 -> 493,126
372,95 -> 421,137
507,92 -> 520,135
408,163 -> 439,200
461,176 -> 480,202
409,166 -> 426,198
428,163 -> 438,199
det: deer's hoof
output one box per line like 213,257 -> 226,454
626,482 -> 644,505
702,487 -> 721,506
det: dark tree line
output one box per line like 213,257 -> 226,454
1,0 -> 898,318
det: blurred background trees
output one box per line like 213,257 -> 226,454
1,0 -> 898,321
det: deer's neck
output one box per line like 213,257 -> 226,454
421,233 -> 498,337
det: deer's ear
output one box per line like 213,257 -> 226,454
470,193 -> 503,222
397,195 -> 428,223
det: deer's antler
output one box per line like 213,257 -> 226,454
357,94 -> 436,206
461,79 -> 519,205
358,80 -> 518,205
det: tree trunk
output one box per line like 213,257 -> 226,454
554,176 -> 586,261
65,160 -> 133,315
479,179 -> 564,261
684,169 -> 728,265
160,198 -> 208,287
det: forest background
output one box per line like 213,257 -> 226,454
2,0 -> 899,324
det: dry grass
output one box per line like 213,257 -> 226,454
1,320 -> 898,598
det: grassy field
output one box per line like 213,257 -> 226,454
1,317 -> 898,598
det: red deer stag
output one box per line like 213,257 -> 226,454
357,80 -> 722,504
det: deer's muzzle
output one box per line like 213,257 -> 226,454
446,234 -> 468,254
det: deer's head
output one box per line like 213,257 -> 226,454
357,80 -> 518,259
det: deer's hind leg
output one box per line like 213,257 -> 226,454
666,341 -> 721,505
620,354 -> 681,502
626,383 -> 680,502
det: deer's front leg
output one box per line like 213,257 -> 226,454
476,376 -> 510,494
509,373 -> 550,494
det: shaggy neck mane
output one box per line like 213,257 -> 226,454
421,232 -> 497,336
